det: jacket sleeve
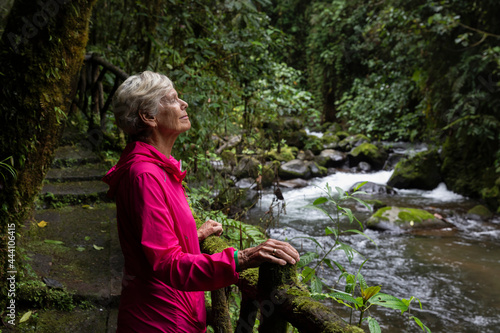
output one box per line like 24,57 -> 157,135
133,172 -> 239,291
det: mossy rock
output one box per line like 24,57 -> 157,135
279,159 -> 312,180
261,164 -> 275,188
321,132 -> 340,149
234,156 -> 261,179
348,142 -> 388,170
441,135 -> 499,211
366,206 -> 451,231
467,204 -> 493,220
338,134 -> 370,152
305,135 -> 324,155
284,129 -> 308,149
220,151 -> 237,167
335,131 -> 350,140
265,146 -> 296,162
387,149 -> 441,190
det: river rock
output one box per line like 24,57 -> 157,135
234,156 -> 260,179
215,134 -> 241,154
279,178 -> 309,188
387,149 -> 441,190
338,134 -> 370,152
307,161 -> 328,178
315,149 -> 347,168
466,204 -> 493,221
279,159 -> 311,180
366,206 -> 451,231
349,181 -> 397,195
348,142 -> 388,170
321,132 -> 340,149
297,150 -> 315,161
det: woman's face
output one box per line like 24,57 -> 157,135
156,89 -> 191,135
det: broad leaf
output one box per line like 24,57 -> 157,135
369,293 -> 409,313
410,316 -> 432,333
297,252 -> 318,268
313,197 -> 328,205
366,317 -> 382,333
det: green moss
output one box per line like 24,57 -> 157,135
17,280 -> 76,311
370,206 -> 391,222
265,146 -> 296,162
467,205 -> 493,219
397,209 -> 434,224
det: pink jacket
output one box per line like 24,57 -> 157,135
103,142 -> 239,332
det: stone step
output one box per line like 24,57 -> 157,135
29,204 -> 122,304
45,164 -> 110,183
40,180 -> 111,206
52,145 -> 101,168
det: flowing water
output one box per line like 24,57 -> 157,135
247,170 -> 500,333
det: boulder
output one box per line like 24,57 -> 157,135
279,179 -> 309,189
315,149 -> 347,168
297,150 -> 315,161
265,146 -> 297,162
466,205 -> 493,221
215,135 -> 241,154
279,159 -> 311,180
234,156 -> 260,179
349,181 -> 397,195
321,132 -> 340,149
366,206 -> 452,232
284,129 -> 308,149
338,134 -> 370,152
307,161 -> 328,178
348,142 -> 388,170
387,149 -> 441,190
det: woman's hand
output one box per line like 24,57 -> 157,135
238,239 -> 300,271
197,219 -> 223,242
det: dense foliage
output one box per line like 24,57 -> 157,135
82,0 -> 500,207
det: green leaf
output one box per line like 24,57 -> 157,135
19,310 -> 32,323
310,276 -> 323,294
325,226 -> 337,237
93,244 -> 104,251
353,181 -> 367,192
369,293 -> 409,313
301,266 -> 315,283
362,286 -> 381,301
44,239 -> 64,245
76,246 -> 85,252
410,316 -> 431,333
366,317 -> 382,333
313,197 -> 328,205
297,252 -> 318,268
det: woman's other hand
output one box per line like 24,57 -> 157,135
197,219 -> 223,242
238,239 -> 300,271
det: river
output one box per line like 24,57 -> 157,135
247,169 -> 500,333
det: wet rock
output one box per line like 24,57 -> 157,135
348,142 -> 388,170
466,204 -> 493,221
279,159 -> 311,180
338,134 -> 370,152
234,156 -> 260,179
383,152 -> 405,170
297,150 -> 315,161
43,277 -> 64,290
279,179 -> 309,188
307,161 -> 328,178
236,178 -> 256,189
387,149 -> 441,190
366,206 -> 452,232
215,135 -> 242,154
356,161 -> 372,172
349,181 -> 397,195
315,149 -> 347,168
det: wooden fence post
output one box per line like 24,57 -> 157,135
257,262 -> 296,333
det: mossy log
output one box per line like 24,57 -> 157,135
199,234 -> 364,333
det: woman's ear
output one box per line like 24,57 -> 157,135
138,110 -> 157,129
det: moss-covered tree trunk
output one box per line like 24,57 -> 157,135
0,0 -> 96,304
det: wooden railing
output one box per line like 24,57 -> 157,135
200,235 -> 365,333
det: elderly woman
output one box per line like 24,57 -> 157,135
103,71 -> 300,332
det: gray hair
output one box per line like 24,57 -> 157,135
113,71 -> 174,136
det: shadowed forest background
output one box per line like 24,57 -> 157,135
0,0 -> 499,332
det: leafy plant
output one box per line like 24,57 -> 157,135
297,182 -> 430,332
0,156 -> 17,181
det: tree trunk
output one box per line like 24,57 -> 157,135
0,0 -> 97,304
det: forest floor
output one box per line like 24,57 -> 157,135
14,138 -> 122,332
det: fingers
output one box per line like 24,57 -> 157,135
261,239 -> 300,266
